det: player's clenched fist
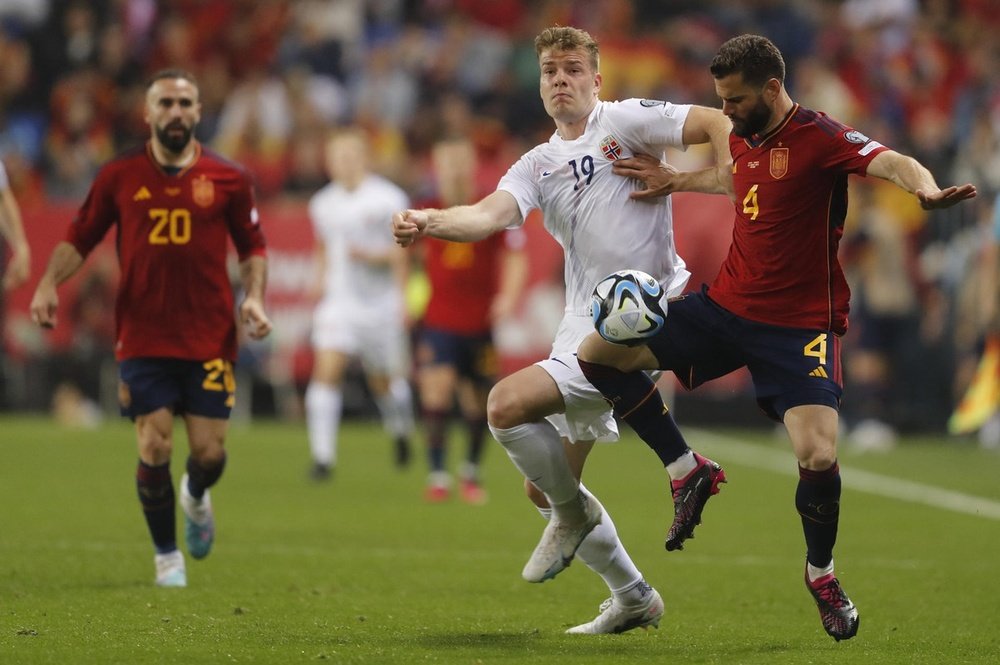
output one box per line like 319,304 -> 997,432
392,209 -> 429,247
29,284 -> 58,329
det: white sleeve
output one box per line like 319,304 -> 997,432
495,152 -> 538,228
308,192 -> 324,237
603,99 -> 692,153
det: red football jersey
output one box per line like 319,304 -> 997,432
66,142 -> 267,361
422,229 -> 524,334
708,105 -> 888,335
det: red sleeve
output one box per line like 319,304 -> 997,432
817,124 -> 889,176
227,169 -> 267,260
65,166 -> 117,257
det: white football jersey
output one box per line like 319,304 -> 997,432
498,99 -> 692,316
309,174 -> 410,314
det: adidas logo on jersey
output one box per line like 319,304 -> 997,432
133,186 -> 151,201
809,367 -> 829,378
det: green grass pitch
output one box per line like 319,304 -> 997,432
2,415 -> 999,664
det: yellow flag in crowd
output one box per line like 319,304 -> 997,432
948,336 -> 1000,435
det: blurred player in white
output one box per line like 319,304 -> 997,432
393,26 -> 731,634
307,128 -> 415,479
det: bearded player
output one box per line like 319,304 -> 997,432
30,69 -> 271,588
577,34 -> 976,640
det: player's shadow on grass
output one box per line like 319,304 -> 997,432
418,630 -> 663,655
419,631 -> 807,659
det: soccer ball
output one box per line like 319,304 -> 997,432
591,269 -> 667,346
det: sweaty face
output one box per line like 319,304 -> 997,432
145,78 -> 201,154
715,73 -> 775,138
538,47 -> 600,124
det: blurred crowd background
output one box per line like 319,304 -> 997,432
0,0 -> 997,445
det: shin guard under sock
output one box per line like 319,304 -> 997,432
578,358 -> 689,465
796,462 -> 842,568
136,460 -> 176,553
423,408 -> 448,472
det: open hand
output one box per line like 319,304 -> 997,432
917,184 -> 977,210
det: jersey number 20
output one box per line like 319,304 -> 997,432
148,208 -> 192,245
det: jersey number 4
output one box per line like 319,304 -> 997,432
148,208 -> 192,245
742,185 -> 759,221
803,333 -> 828,366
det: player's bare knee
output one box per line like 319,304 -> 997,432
138,435 -> 173,464
188,436 -> 226,465
797,444 -> 838,471
576,332 -> 609,364
578,333 -> 646,372
486,382 -> 526,430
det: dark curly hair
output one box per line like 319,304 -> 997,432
710,34 -> 785,88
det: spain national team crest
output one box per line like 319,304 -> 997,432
192,175 -> 215,207
769,147 -> 789,179
600,135 -> 622,161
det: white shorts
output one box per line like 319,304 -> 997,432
538,313 -> 617,444
537,312 -> 660,444
538,351 -> 620,444
311,300 -> 410,376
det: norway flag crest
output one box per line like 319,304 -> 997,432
600,135 -> 622,161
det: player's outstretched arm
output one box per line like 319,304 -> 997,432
392,191 -> 522,247
867,150 -> 977,210
0,184 -> 30,290
238,254 -> 272,340
29,241 -> 85,329
613,154 -> 733,200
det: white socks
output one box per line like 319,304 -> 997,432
534,483 -> 644,600
807,559 -> 835,582
490,421 -> 579,506
492,422 -> 647,601
305,382 -> 342,466
665,449 -> 696,481
375,377 -> 415,437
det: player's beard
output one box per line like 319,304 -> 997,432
156,122 -> 194,154
731,97 -> 772,138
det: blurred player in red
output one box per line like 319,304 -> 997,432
578,34 -> 976,641
30,69 -> 271,588
416,138 -> 528,503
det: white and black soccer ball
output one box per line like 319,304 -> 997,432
591,269 -> 667,346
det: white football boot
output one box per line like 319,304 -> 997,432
179,473 -> 215,560
566,586 -> 664,634
154,549 -> 187,588
521,490 -> 602,583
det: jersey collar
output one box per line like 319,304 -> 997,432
146,140 -> 202,177
745,103 -> 799,148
